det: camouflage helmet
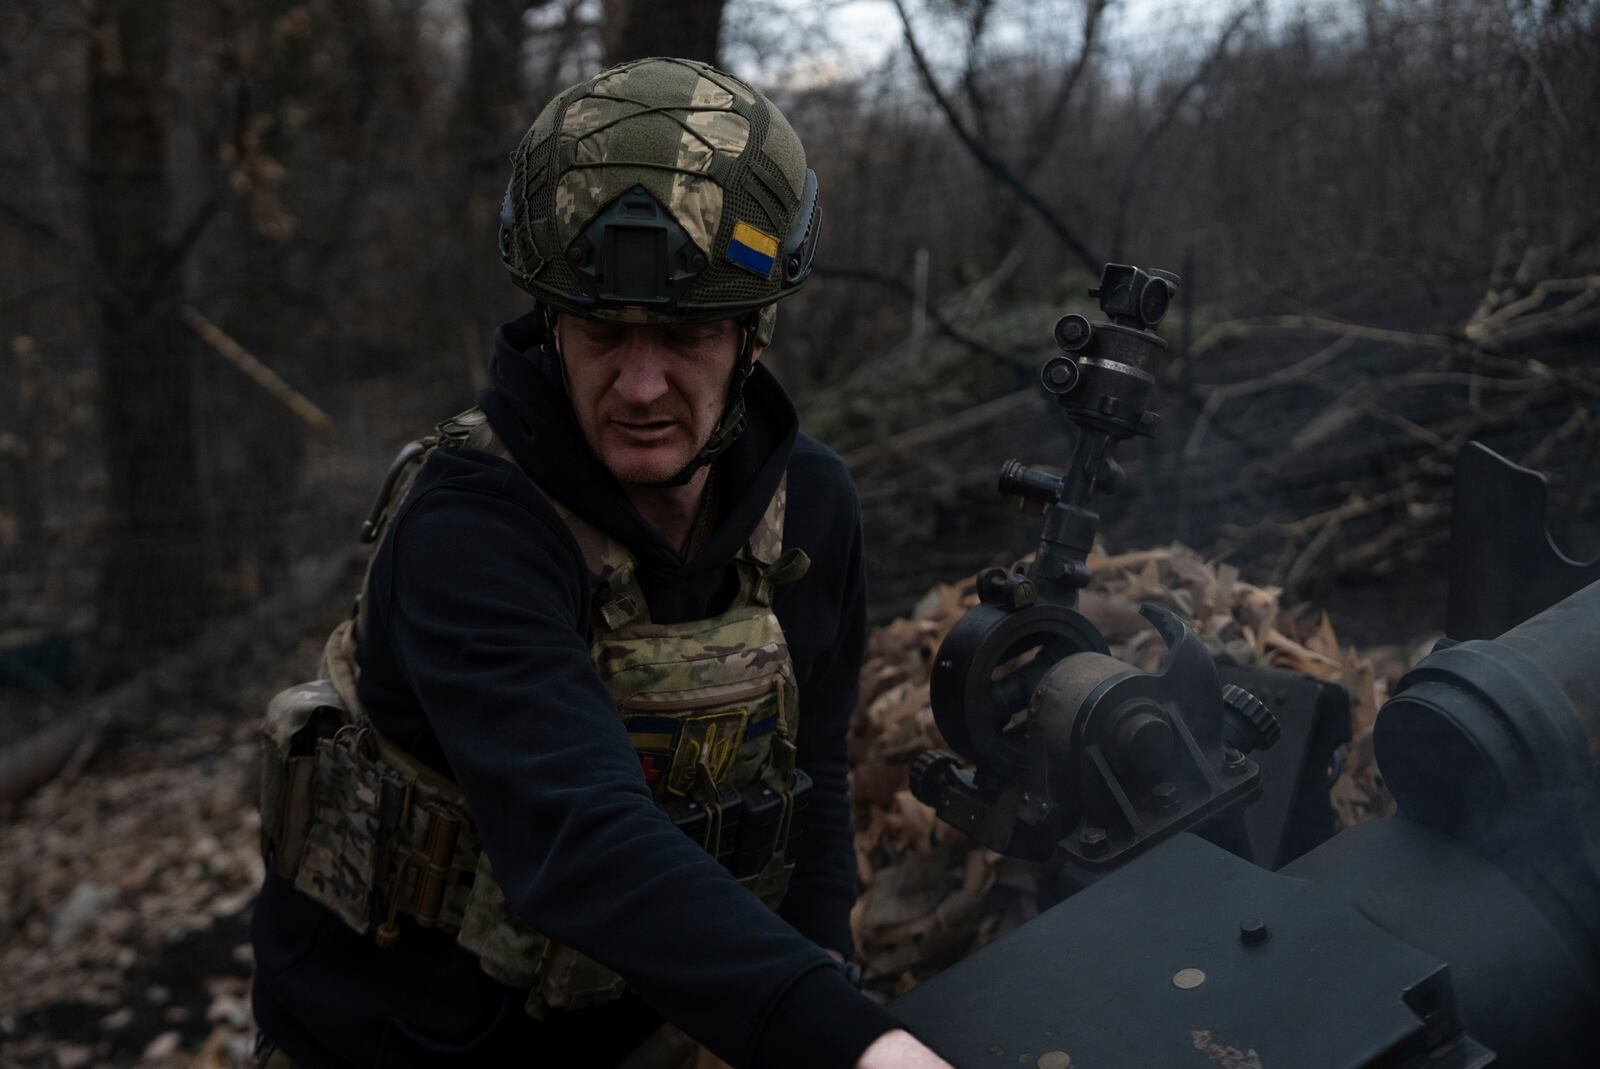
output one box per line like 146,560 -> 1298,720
498,57 -> 821,348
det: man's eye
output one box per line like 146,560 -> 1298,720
580,324 -> 626,346
668,326 -> 719,347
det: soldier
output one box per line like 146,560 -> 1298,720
250,58 -> 952,1069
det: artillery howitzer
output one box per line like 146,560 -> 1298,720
892,265 -> 1600,1068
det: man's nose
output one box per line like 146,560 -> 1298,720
611,335 -> 671,406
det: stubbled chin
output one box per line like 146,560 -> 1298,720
599,442 -> 694,486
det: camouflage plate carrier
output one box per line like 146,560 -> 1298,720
258,407 -> 812,1018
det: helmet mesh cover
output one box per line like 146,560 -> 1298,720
504,57 -> 807,331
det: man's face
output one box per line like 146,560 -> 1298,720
557,315 -> 747,486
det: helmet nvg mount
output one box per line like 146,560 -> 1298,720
498,56 -> 821,350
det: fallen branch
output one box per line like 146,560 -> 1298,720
1219,488 -> 1408,545
1465,275 -> 1600,349
1190,313 -> 1467,357
180,304 -> 334,434
843,388 -> 1044,470
0,549 -> 360,804
1184,335 -> 1353,458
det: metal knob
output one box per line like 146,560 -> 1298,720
1222,684 -> 1281,753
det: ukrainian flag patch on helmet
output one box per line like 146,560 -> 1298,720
727,221 -> 779,277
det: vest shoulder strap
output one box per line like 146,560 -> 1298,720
743,474 -> 787,568
360,405 -> 801,629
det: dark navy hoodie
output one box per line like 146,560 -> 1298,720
250,312 -> 900,1068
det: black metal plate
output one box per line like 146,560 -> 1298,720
1218,663 -> 1350,871
891,833 -> 1488,1069
1446,441 -> 1600,640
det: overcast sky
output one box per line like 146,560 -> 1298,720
730,0 -> 1350,88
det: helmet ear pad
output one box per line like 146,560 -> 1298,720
498,189 -> 517,267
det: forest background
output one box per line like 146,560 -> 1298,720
1,0 -> 1598,1063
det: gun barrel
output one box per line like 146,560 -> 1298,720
1376,578 -> 1600,839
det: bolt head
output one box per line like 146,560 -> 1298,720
1223,747 -> 1247,775
1239,918 -> 1270,946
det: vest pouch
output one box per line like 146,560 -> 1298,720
739,853 -> 797,908
259,680 -> 351,879
729,767 -> 813,882
532,942 -> 627,1014
455,851 -> 550,990
664,783 -> 743,868
454,852 -> 627,1015
292,728 -> 408,934
261,753 -> 317,879
785,765 -> 813,855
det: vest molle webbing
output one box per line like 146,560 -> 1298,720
258,407 -> 813,1018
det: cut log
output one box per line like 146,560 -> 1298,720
0,549 -> 360,804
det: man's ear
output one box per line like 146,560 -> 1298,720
740,314 -> 764,366
546,310 -> 563,353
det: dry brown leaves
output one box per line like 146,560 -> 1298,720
0,712 -> 266,1068
848,543 -> 1412,997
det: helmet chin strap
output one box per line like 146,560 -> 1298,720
653,317 -> 758,488
542,306 -> 759,490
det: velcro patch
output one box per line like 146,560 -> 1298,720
727,222 -> 778,278
665,708 -> 751,796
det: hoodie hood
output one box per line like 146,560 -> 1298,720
478,310 -> 799,578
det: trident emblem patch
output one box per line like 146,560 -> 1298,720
665,708 -> 751,797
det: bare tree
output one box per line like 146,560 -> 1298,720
602,0 -> 728,66
88,0 -> 210,662
891,0 -> 1103,274
1107,2 -> 1259,261
459,0 -> 540,155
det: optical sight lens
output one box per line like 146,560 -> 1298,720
1138,278 -> 1171,327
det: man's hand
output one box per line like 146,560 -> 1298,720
853,1029 -> 955,1069
824,954 -> 946,1066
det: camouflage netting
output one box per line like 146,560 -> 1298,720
847,544 -> 1420,999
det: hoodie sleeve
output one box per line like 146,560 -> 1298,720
377,469 -> 897,1069
777,481 -> 868,960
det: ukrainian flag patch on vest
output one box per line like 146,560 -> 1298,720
727,221 -> 778,278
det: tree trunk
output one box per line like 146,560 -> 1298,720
460,0 -> 534,149
602,0 -> 727,67
444,0 -> 534,392
88,0 -> 210,666
188,0 -> 318,610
